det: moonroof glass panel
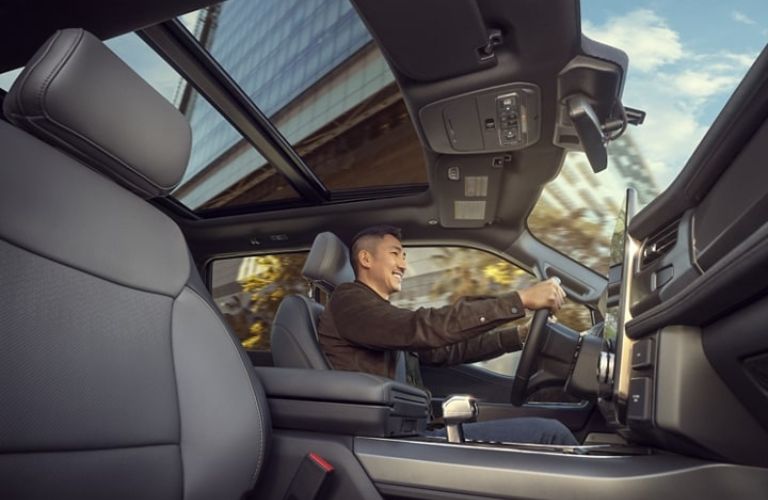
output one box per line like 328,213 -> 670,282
105,32 -> 299,209
178,0 -> 428,207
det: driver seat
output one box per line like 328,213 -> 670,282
0,29 -> 269,499
270,232 -> 353,369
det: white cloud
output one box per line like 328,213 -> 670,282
731,11 -> 756,25
583,9 -> 684,72
617,70 -> 710,188
667,70 -> 740,99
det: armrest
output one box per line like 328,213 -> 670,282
253,367 -> 429,437
253,367 -> 428,404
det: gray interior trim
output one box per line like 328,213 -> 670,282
654,326 -> 768,466
355,437 -> 768,499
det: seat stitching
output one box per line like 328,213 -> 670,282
184,287 -> 266,479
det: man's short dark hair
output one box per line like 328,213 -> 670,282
349,225 -> 403,275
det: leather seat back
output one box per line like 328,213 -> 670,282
0,29 -> 269,499
271,232 -> 354,369
271,295 -> 330,369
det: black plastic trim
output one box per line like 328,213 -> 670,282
625,221 -> 768,339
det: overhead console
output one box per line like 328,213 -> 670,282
419,83 -> 541,154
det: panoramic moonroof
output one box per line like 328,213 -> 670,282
172,0 -> 428,211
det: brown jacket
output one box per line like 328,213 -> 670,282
318,280 -> 526,379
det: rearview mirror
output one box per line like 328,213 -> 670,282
567,95 -> 607,173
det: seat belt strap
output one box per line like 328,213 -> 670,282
394,350 -> 407,383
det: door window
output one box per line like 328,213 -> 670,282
391,246 -> 592,378
210,252 -> 308,350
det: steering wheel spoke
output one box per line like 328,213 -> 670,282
510,309 -> 551,405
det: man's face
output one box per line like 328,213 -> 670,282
363,234 -> 407,298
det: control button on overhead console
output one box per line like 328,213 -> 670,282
496,92 -> 525,147
627,377 -> 653,422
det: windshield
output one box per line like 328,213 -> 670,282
528,1 -> 767,274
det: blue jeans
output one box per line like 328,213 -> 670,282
425,417 -> 578,445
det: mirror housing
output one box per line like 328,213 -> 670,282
567,95 -> 608,172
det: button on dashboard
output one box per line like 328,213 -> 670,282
627,377 -> 653,422
632,338 -> 654,369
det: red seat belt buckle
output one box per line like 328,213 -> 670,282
283,452 -> 335,500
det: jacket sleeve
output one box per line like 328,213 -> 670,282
416,326 -> 522,366
329,284 -> 526,350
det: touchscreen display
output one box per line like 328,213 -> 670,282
602,204 -> 627,342
613,188 -> 638,403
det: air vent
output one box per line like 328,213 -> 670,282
641,221 -> 678,267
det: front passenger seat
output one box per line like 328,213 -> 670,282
0,29 -> 269,499
270,232 -> 353,369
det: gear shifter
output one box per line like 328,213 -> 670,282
442,395 -> 478,443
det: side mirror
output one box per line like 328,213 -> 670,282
567,95 -> 607,173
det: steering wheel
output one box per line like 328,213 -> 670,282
510,308 -> 550,406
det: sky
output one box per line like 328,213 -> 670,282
581,0 -> 767,190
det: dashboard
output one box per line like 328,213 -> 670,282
598,115 -> 768,467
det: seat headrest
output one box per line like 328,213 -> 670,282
3,29 -> 191,198
302,232 -> 355,293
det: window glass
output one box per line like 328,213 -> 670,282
528,1 -> 766,274
0,67 -> 22,91
212,245 -> 592,359
104,32 -> 299,209
392,247 -> 592,378
211,253 -> 309,350
176,0 -> 428,210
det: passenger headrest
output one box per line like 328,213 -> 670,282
302,232 -> 355,293
3,29 -> 191,198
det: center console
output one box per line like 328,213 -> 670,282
251,365 -> 768,500
253,367 -> 430,437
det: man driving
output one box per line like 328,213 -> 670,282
317,225 -> 577,445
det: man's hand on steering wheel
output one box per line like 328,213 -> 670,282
518,277 -> 566,312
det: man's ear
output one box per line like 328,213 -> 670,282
358,249 -> 373,270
